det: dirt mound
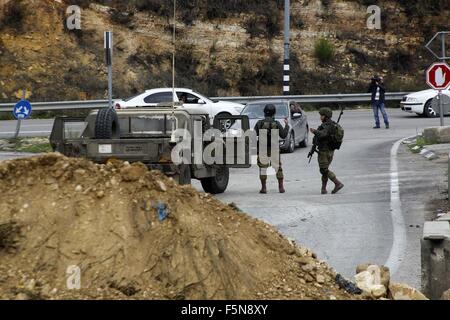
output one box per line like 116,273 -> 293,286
0,154 -> 355,300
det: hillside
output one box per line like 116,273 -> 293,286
0,0 -> 449,102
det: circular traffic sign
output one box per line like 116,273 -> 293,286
426,62 -> 450,90
13,99 -> 32,120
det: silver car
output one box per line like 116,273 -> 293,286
241,101 -> 309,153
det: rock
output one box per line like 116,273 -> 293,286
26,279 -> 36,291
356,264 -> 390,287
371,285 -> 387,298
15,293 -> 30,300
96,190 -> 105,199
355,265 -> 389,298
316,274 -> 325,284
120,163 -> 148,182
441,289 -> 450,300
388,283 -> 429,300
157,181 -> 167,192
75,185 -> 83,192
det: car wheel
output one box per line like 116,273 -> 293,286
286,132 -> 295,153
299,127 -> 309,148
200,166 -> 229,194
424,100 -> 438,118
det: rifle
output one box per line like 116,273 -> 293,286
308,105 -> 345,163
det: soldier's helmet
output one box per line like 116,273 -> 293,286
319,107 -> 333,119
264,104 -> 276,117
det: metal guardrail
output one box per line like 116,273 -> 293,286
0,92 -> 410,112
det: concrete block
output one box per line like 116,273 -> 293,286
423,126 -> 450,144
421,237 -> 450,300
437,213 -> 450,222
423,221 -> 450,240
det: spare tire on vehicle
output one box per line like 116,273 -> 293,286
95,108 -> 120,139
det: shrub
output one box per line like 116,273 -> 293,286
314,38 -> 334,65
1,1 -> 25,31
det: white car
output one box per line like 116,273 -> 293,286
114,88 -> 244,122
401,88 -> 450,117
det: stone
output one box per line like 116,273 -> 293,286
356,264 -> 390,287
316,274 -> 325,284
75,185 -> 83,192
388,283 -> 429,300
96,190 -> 105,199
423,221 -> 450,240
157,181 -> 167,192
441,289 -> 450,300
423,126 -> 450,144
120,163 -> 148,182
15,293 -> 30,300
371,285 -> 387,298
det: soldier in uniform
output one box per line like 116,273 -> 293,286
254,104 -> 289,194
310,107 -> 344,195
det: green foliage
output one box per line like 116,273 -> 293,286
314,38 -> 334,65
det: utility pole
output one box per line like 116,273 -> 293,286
283,0 -> 290,96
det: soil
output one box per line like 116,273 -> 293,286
0,153 -> 356,300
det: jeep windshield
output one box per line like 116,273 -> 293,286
242,103 -> 289,119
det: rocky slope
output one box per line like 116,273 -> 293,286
0,0 -> 449,102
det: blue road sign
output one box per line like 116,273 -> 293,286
13,100 -> 32,120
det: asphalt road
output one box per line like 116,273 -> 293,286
201,109 -> 442,287
0,109 -> 444,288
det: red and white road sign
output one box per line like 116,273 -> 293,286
426,62 -> 450,90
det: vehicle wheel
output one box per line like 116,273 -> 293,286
95,108 -> 120,139
216,112 -> 233,131
299,127 -> 309,148
424,100 -> 438,118
200,166 -> 229,194
286,132 -> 295,153
175,165 -> 191,185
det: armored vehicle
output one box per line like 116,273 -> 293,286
50,106 -> 251,194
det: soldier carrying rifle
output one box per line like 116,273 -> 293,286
308,107 -> 345,195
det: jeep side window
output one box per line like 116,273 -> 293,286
144,92 -> 173,104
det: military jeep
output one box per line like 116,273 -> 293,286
49,106 -> 251,194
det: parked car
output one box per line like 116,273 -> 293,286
401,88 -> 450,117
239,101 -> 309,153
113,88 -> 244,123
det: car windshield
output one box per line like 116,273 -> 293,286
242,103 -> 289,119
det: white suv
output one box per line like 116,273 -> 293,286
114,88 -> 244,121
401,88 -> 450,117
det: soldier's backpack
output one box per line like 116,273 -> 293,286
329,121 -> 344,150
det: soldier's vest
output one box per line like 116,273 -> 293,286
258,119 -> 279,152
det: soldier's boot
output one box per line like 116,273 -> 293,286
259,179 -> 267,194
321,179 -> 328,195
278,179 -> 285,194
330,177 -> 344,194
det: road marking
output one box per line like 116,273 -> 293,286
384,137 -> 410,275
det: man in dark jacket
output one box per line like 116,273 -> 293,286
254,104 -> 289,194
368,76 -> 390,129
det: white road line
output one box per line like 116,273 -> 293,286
384,137 -> 410,275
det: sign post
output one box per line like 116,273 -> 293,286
426,62 -> 450,126
12,90 -> 32,140
104,31 -> 113,109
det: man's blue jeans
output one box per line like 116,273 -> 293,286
372,101 -> 389,128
